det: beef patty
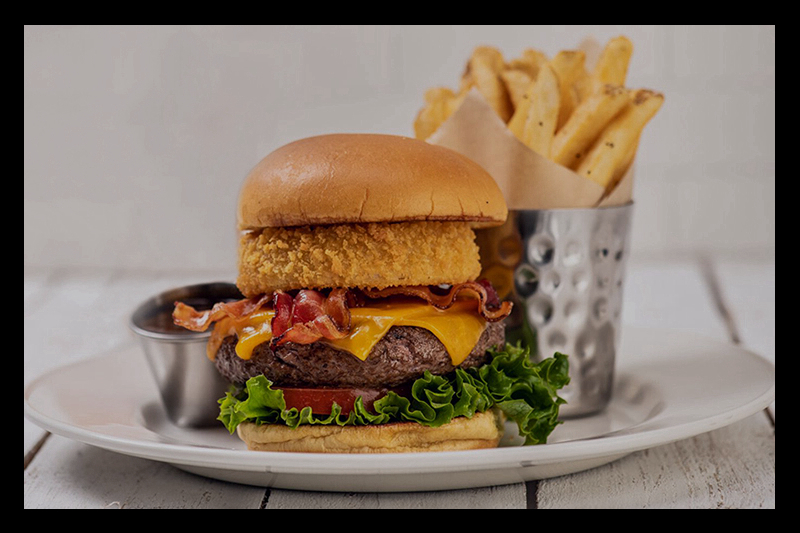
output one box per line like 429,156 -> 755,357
214,322 -> 505,388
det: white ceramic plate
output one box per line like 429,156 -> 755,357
24,326 -> 774,492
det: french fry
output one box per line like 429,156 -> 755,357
507,64 -> 561,156
591,36 -> 634,92
506,88 -> 531,139
550,84 -> 631,168
502,48 -> 549,114
576,89 -> 663,189
573,61 -> 592,103
460,46 -> 513,122
609,135 -> 640,191
413,35 -> 662,199
508,48 -> 549,79
413,87 -> 458,140
547,50 -> 587,131
500,69 -> 532,110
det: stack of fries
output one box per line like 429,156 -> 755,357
414,36 -> 663,194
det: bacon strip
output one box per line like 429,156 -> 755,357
173,281 -> 511,355
271,289 -> 351,347
172,289 -> 352,347
360,280 -> 512,322
270,291 -> 294,338
172,294 -> 272,332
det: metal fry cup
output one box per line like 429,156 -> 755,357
129,282 -> 243,427
477,202 -> 634,418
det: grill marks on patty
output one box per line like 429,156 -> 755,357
214,322 -> 505,388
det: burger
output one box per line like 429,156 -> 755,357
173,133 -> 569,453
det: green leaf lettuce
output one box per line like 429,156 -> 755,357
218,343 -> 569,445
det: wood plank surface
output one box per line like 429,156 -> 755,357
23,255 -> 775,509
713,257 -> 775,418
24,434 -> 265,509
536,412 -> 774,509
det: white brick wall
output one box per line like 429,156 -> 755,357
24,25 -> 774,271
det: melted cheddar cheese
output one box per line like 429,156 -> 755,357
217,299 -> 487,365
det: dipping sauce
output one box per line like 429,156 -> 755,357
138,297 -> 219,334
130,282 -> 244,338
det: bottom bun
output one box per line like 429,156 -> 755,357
236,409 -> 505,453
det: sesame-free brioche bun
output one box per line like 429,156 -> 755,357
237,134 -> 507,230
236,409 -> 504,453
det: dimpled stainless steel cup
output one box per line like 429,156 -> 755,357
129,282 -> 243,427
477,202 -> 634,418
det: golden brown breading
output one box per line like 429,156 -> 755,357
237,221 -> 481,296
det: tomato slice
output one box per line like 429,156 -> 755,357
278,386 -> 404,415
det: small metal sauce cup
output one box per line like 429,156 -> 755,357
129,282 -> 243,428
477,202 -> 634,418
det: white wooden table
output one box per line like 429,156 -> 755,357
23,253 -> 774,508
